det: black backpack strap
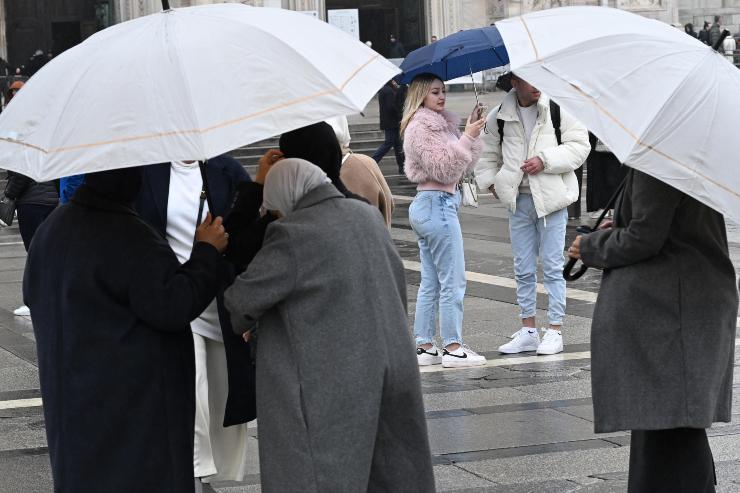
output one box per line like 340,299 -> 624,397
549,100 -> 562,145
497,118 -> 505,150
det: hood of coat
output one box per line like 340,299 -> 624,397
294,183 -> 345,212
497,89 -> 551,123
411,107 -> 460,133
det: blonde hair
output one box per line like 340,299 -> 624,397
400,74 -> 443,137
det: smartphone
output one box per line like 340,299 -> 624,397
470,103 -> 486,122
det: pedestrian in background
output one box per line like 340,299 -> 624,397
585,134 -> 627,219
135,156 -> 255,485
684,23 -> 697,38
568,169 -> 737,492
710,16 -> 723,50
1,80 -> 59,317
327,115 -> 394,228
699,21 -> 711,45
372,80 -> 407,174
24,167 -> 231,493
389,34 -> 406,58
722,30 -> 736,63
225,158 -> 434,493
402,73 -> 487,368
476,74 -> 589,356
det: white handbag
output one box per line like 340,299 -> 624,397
459,172 -> 479,208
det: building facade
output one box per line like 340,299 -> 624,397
0,0 -> 737,69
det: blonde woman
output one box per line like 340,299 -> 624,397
402,73 -> 486,368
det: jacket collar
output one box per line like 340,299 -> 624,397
72,185 -> 139,216
413,107 -> 460,132
498,89 -> 550,123
294,183 -> 344,211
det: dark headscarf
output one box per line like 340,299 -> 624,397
279,122 -> 353,198
84,167 -> 143,205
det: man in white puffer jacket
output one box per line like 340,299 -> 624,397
476,74 -> 589,355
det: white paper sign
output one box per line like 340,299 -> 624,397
327,9 -> 360,40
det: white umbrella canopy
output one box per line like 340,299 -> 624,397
497,6 -> 740,223
0,4 -> 399,181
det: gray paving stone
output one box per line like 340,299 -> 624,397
456,447 -> 630,485
433,464 -> 497,491
423,387 -> 540,413
427,408 -> 600,455
0,417 -> 48,452
514,379 -> 594,402
0,363 -> 40,392
0,453 -> 52,493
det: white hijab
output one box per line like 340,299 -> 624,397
262,158 -> 331,217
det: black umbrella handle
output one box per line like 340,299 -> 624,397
562,174 -> 628,282
563,257 -> 589,281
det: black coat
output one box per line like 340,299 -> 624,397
378,84 -> 405,130
580,169 -> 738,432
135,156 -> 257,426
4,171 -> 59,206
23,185 -> 232,492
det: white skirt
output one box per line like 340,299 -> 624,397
192,332 -> 249,481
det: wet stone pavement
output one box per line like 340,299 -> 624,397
1,106 -> 740,490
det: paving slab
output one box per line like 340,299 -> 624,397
427,408 -> 601,456
456,447 -> 631,485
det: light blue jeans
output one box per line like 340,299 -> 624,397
508,193 -> 567,326
409,190 -> 466,347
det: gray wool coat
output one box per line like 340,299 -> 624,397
224,184 -> 435,493
580,169 -> 738,433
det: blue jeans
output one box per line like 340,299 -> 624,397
372,129 -> 404,170
508,193 -> 567,325
409,191 -> 466,347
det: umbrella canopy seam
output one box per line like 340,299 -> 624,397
518,13 -> 739,201
0,53 -> 382,156
563,75 -> 740,200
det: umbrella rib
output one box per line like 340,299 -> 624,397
564,78 -> 740,200
14,52 -> 382,155
519,16 -> 540,62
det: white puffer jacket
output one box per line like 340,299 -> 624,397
475,91 -> 590,217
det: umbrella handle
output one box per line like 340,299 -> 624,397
563,257 -> 588,281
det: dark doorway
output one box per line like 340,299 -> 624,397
52,22 -> 82,56
326,0 -> 425,59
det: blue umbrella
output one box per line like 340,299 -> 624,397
398,26 -> 509,84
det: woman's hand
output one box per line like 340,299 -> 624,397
195,213 -> 228,253
598,219 -> 613,230
567,235 -> 581,260
464,116 -> 485,139
255,149 -> 284,185
242,330 -> 253,343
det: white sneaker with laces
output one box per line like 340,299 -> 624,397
498,327 -> 540,354
13,305 -> 30,317
442,345 -> 487,368
416,345 -> 443,366
537,328 -> 564,355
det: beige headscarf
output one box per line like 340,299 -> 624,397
262,158 -> 331,217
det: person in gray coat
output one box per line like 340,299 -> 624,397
224,159 -> 434,493
568,168 -> 738,492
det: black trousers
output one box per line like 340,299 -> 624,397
372,129 -> 405,171
17,203 -> 56,251
628,428 -> 716,493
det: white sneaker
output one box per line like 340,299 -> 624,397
537,328 -> 564,355
416,345 -> 442,366
13,305 -> 30,317
498,327 -> 540,354
442,345 -> 487,368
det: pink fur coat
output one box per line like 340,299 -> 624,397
403,107 -> 482,187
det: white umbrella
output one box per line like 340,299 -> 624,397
496,6 -> 740,223
0,3 -> 399,182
